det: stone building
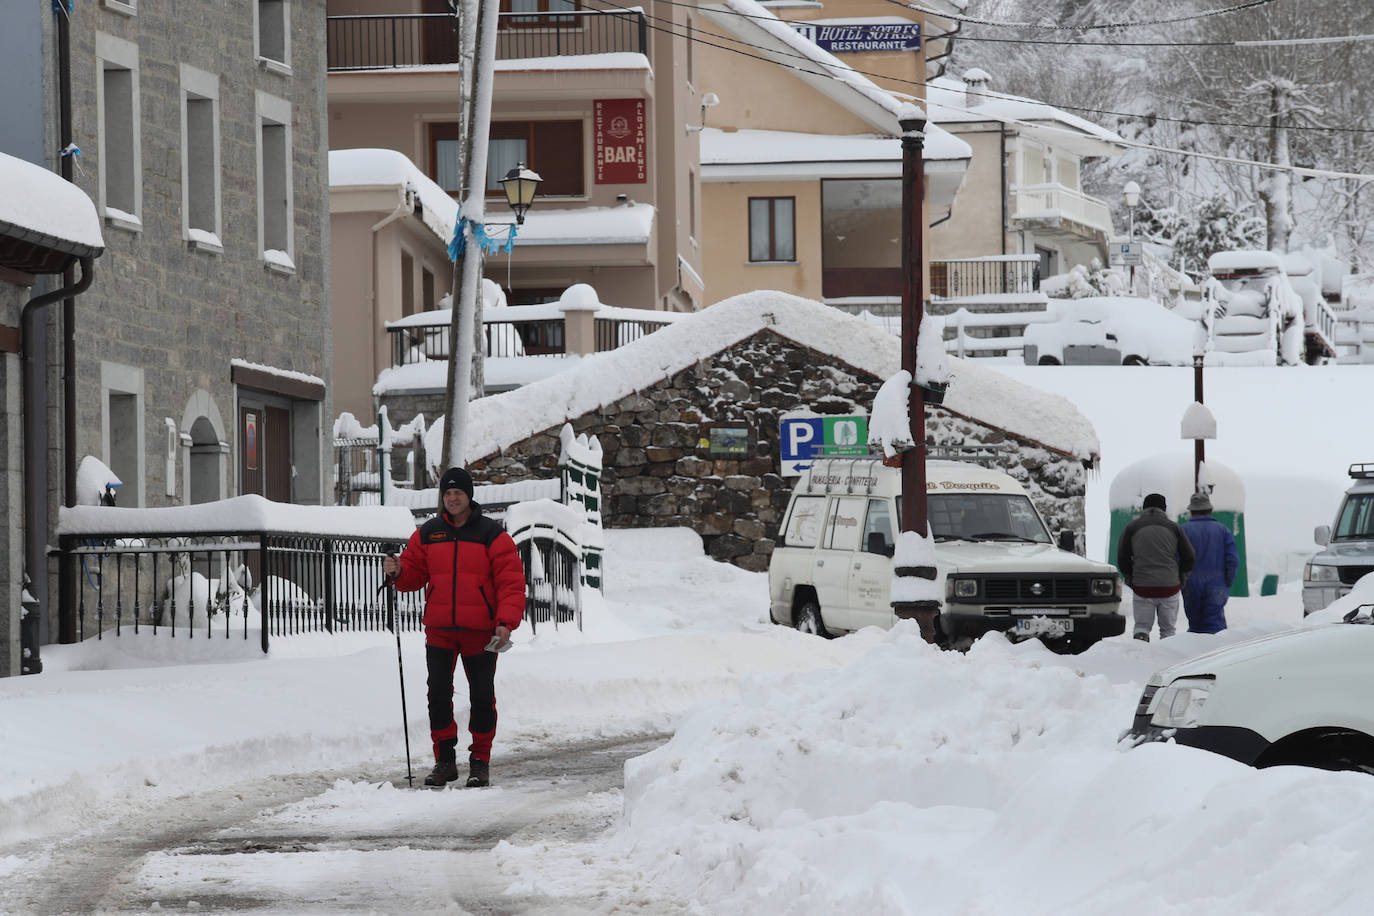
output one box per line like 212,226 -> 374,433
381,292 -> 1101,571
1,3 -> 331,668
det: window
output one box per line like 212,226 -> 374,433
180,65 -> 221,249
257,0 -> 291,70
101,0 -> 136,15
861,499 -> 894,554
429,120 -> 584,198
255,91 -> 294,271
401,250 -> 415,317
820,178 -> 900,297
782,496 -> 825,548
686,17 -> 695,85
95,32 -> 141,228
101,362 -> 145,508
823,497 -> 865,551
688,169 -> 697,242
499,0 -> 578,28
748,197 -> 794,262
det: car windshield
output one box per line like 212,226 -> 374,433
1333,493 -> 1374,541
928,493 -> 1051,543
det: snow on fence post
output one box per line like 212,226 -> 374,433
504,498 -> 583,632
558,423 -> 605,590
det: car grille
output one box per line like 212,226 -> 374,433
1135,685 -> 1159,718
984,576 -> 1092,603
1339,565 -> 1374,586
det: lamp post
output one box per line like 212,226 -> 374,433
498,162 -> 542,225
1122,181 -> 1140,295
893,104 -> 939,644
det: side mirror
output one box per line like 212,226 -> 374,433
1315,525 -> 1331,547
867,531 -> 895,557
1058,529 -> 1076,552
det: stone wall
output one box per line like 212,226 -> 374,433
435,329 -> 1089,572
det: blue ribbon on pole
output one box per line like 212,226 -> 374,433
448,207 -> 520,262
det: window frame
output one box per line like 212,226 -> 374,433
180,64 -> 222,252
498,0 -> 581,29
255,90 -> 295,273
748,196 -> 795,263
95,32 -> 142,231
430,120 -> 585,199
255,0 -> 292,74
101,361 -> 146,508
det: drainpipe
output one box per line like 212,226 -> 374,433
57,0 -> 76,513
20,256 -> 95,672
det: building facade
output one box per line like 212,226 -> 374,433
0,2 -> 332,670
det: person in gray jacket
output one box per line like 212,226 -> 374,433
1116,493 -> 1196,641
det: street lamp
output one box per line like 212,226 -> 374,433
499,163 -> 543,225
1122,181 -> 1140,293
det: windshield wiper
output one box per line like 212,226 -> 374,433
967,532 -> 1042,543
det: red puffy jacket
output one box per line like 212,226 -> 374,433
393,506 -> 526,631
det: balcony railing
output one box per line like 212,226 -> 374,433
388,306 -> 679,368
1011,183 -> 1113,236
930,256 -> 1041,300
327,10 -> 647,71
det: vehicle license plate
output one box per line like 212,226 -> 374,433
1014,616 -> 1073,635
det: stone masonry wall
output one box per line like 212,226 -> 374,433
444,330 -> 1088,572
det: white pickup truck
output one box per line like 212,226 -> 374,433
767,457 -> 1124,653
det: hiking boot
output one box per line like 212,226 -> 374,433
1134,632 -> 1150,643
424,759 -> 459,787
466,757 -> 490,788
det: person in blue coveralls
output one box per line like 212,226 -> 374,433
1180,491 -> 1239,633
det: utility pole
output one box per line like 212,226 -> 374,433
441,0 -> 500,470
891,105 -> 940,644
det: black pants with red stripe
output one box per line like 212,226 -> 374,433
425,630 -> 498,763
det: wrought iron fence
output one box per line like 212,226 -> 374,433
388,318 -> 568,366
593,317 -> 669,352
930,257 -> 1041,299
327,10 -> 647,72
61,532 -> 423,652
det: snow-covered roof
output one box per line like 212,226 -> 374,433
700,127 -> 971,169
701,0 -> 920,135
460,291 -> 1099,463
926,75 -> 1125,156
504,203 -> 655,247
329,148 -> 457,247
0,150 -> 104,266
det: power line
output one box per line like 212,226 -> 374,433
607,1 -> 1374,136
897,0 -> 1280,31
648,0 -> 1374,49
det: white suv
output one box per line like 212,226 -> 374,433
767,457 -> 1123,653
1303,463 -> 1374,615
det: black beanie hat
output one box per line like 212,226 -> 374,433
439,467 -> 474,499
1142,493 -> 1166,511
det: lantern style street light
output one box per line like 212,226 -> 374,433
499,163 -> 543,225
1122,181 -> 1141,293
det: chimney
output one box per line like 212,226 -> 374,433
962,68 -> 991,108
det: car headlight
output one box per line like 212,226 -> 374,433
1149,677 -> 1213,729
1305,562 -> 1339,583
1091,577 -> 1119,597
946,577 -> 978,599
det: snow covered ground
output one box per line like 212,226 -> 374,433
4,519 -> 1373,913
6,362 -> 1374,913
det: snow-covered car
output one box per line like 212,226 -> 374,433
1202,250 -> 1304,366
1303,462 -> 1374,615
1021,296 -> 1197,366
1123,604 -> 1374,773
767,457 -> 1124,653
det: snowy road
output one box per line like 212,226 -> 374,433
0,734 -> 674,915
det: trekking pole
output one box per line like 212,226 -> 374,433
385,553 -> 414,787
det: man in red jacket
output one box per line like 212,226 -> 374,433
383,467 -> 526,787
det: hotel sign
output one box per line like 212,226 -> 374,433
790,22 -> 922,53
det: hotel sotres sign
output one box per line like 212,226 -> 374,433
594,98 -> 647,184
790,22 -> 921,53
